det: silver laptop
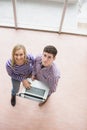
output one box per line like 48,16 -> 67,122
17,78 -> 49,102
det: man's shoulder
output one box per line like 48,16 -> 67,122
35,55 -> 42,61
27,53 -> 34,59
51,63 -> 61,78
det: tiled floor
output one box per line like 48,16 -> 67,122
0,28 -> 87,130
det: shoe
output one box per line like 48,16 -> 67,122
11,95 -> 16,106
39,97 -> 49,106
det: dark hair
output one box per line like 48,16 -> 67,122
43,45 -> 57,57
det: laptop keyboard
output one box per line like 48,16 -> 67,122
26,87 -> 45,96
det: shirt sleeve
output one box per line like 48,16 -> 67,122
6,60 -> 26,81
48,75 -> 60,96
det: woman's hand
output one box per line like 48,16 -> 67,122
22,79 -> 31,89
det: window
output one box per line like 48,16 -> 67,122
0,0 -> 14,26
0,0 -> 87,35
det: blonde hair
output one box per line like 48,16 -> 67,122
11,44 -> 27,66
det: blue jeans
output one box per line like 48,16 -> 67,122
11,78 -> 21,96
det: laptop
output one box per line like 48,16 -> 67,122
17,78 -> 49,102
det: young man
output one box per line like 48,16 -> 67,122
32,45 -> 60,106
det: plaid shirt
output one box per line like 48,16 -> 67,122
32,56 -> 60,96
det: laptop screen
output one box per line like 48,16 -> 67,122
26,87 -> 45,97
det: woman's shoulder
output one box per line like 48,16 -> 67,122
27,53 -> 34,60
6,59 -> 13,70
6,59 -> 12,66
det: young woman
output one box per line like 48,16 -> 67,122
6,44 -> 34,106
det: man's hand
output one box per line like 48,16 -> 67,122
22,79 -> 31,89
31,75 -> 36,81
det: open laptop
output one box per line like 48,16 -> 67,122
17,78 -> 49,102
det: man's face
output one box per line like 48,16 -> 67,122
42,52 -> 55,67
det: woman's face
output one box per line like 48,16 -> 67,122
14,48 -> 25,65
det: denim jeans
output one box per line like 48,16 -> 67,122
11,78 -> 21,96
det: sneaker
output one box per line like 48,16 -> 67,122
11,95 -> 16,106
39,97 -> 49,106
